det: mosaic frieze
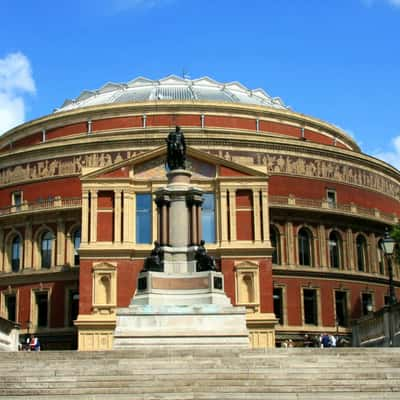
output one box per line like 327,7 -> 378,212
0,149 -> 399,200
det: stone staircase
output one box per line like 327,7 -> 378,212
1,348 -> 400,399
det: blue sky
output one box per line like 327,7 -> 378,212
0,0 -> 399,168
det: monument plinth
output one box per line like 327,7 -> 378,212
113,127 -> 249,349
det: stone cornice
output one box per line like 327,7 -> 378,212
0,101 -> 358,151
272,267 -> 400,287
0,267 -> 79,287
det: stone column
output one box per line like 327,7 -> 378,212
313,229 -> 320,268
123,191 -> 134,244
81,190 -> 89,244
191,203 -> 197,245
0,229 -> 4,272
152,193 -> 158,243
318,225 -> 327,268
220,189 -> 228,244
114,190 -> 122,243
368,233 -> 377,274
229,189 -> 237,241
261,188 -> 270,244
131,192 -> 136,244
23,221 -> 32,269
346,229 -> 354,271
253,189 -> 261,242
90,190 -> 98,243
196,202 -> 202,244
286,222 -> 295,266
56,219 -> 65,266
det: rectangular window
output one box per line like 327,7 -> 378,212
326,189 -> 336,207
5,294 -> 17,322
12,191 -> 22,210
303,289 -> 318,325
35,292 -> 49,328
136,193 -> 152,244
273,288 -> 284,325
384,295 -> 390,306
335,291 -> 348,327
202,193 -> 216,243
362,293 -> 373,316
67,290 -> 79,327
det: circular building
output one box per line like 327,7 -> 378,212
0,75 -> 399,349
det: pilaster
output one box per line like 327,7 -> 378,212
114,190 -> 122,243
81,190 -> 89,244
261,188 -> 270,244
229,189 -> 237,241
253,189 -> 261,242
346,229 -> 354,271
23,221 -> 32,269
0,229 -> 4,272
318,225 -> 327,268
286,222 -> 295,266
219,189 -> 228,244
90,190 -> 98,243
56,219 -> 66,266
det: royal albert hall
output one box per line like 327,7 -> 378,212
0,75 -> 399,350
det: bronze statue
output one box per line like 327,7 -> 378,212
143,241 -> 163,272
195,240 -> 216,272
166,126 -> 186,170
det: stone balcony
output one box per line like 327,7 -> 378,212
0,197 -> 81,219
269,195 -> 399,225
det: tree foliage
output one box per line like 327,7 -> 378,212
390,225 -> 400,263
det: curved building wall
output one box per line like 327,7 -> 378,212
0,100 -> 399,349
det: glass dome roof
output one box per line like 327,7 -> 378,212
56,75 -> 288,112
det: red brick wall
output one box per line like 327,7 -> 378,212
0,177 -> 81,208
47,122 -> 87,140
219,165 -> 250,177
236,190 -> 254,241
92,116 -> 142,131
269,176 -> 400,215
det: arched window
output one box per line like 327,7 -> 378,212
73,229 -> 81,266
11,236 -> 21,273
270,226 -> 280,265
41,231 -> 53,269
356,235 -> 367,272
329,231 -> 342,269
377,239 -> 385,275
298,228 -> 312,266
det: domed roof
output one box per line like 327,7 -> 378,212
56,75 -> 288,112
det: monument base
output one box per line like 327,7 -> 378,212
113,304 -> 249,349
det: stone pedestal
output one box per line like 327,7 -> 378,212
113,168 -> 249,349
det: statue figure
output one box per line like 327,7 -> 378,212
195,240 -> 216,272
143,241 -> 163,272
166,126 -> 186,170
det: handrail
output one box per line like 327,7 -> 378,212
269,195 -> 398,224
0,197 -> 81,217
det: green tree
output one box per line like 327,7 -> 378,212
390,225 -> 400,263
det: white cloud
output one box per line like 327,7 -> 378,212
110,0 -> 173,12
0,52 -> 35,135
373,136 -> 400,170
362,0 -> 400,7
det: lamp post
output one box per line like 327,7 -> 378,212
381,228 -> 396,306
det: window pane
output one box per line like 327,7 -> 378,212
73,229 -> 81,266
11,236 -> 21,272
270,228 -> 279,264
202,193 -> 215,243
357,236 -> 366,272
5,295 -> 16,322
136,194 -> 152,244
329,232 -> 340,269
335,291 -> 348,326
299,229 -> 311,266
304,289 -> 318,325
36,292 -> 48,327
41,232 -> 52,269
362,293 -> 372,316
273,288 -> 283,325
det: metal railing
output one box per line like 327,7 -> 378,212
269,195 -> 398,224
0,197 -> 81,217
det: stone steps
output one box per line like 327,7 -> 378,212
1,348 -> 400,399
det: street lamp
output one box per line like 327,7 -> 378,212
381,228 -> 397,306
